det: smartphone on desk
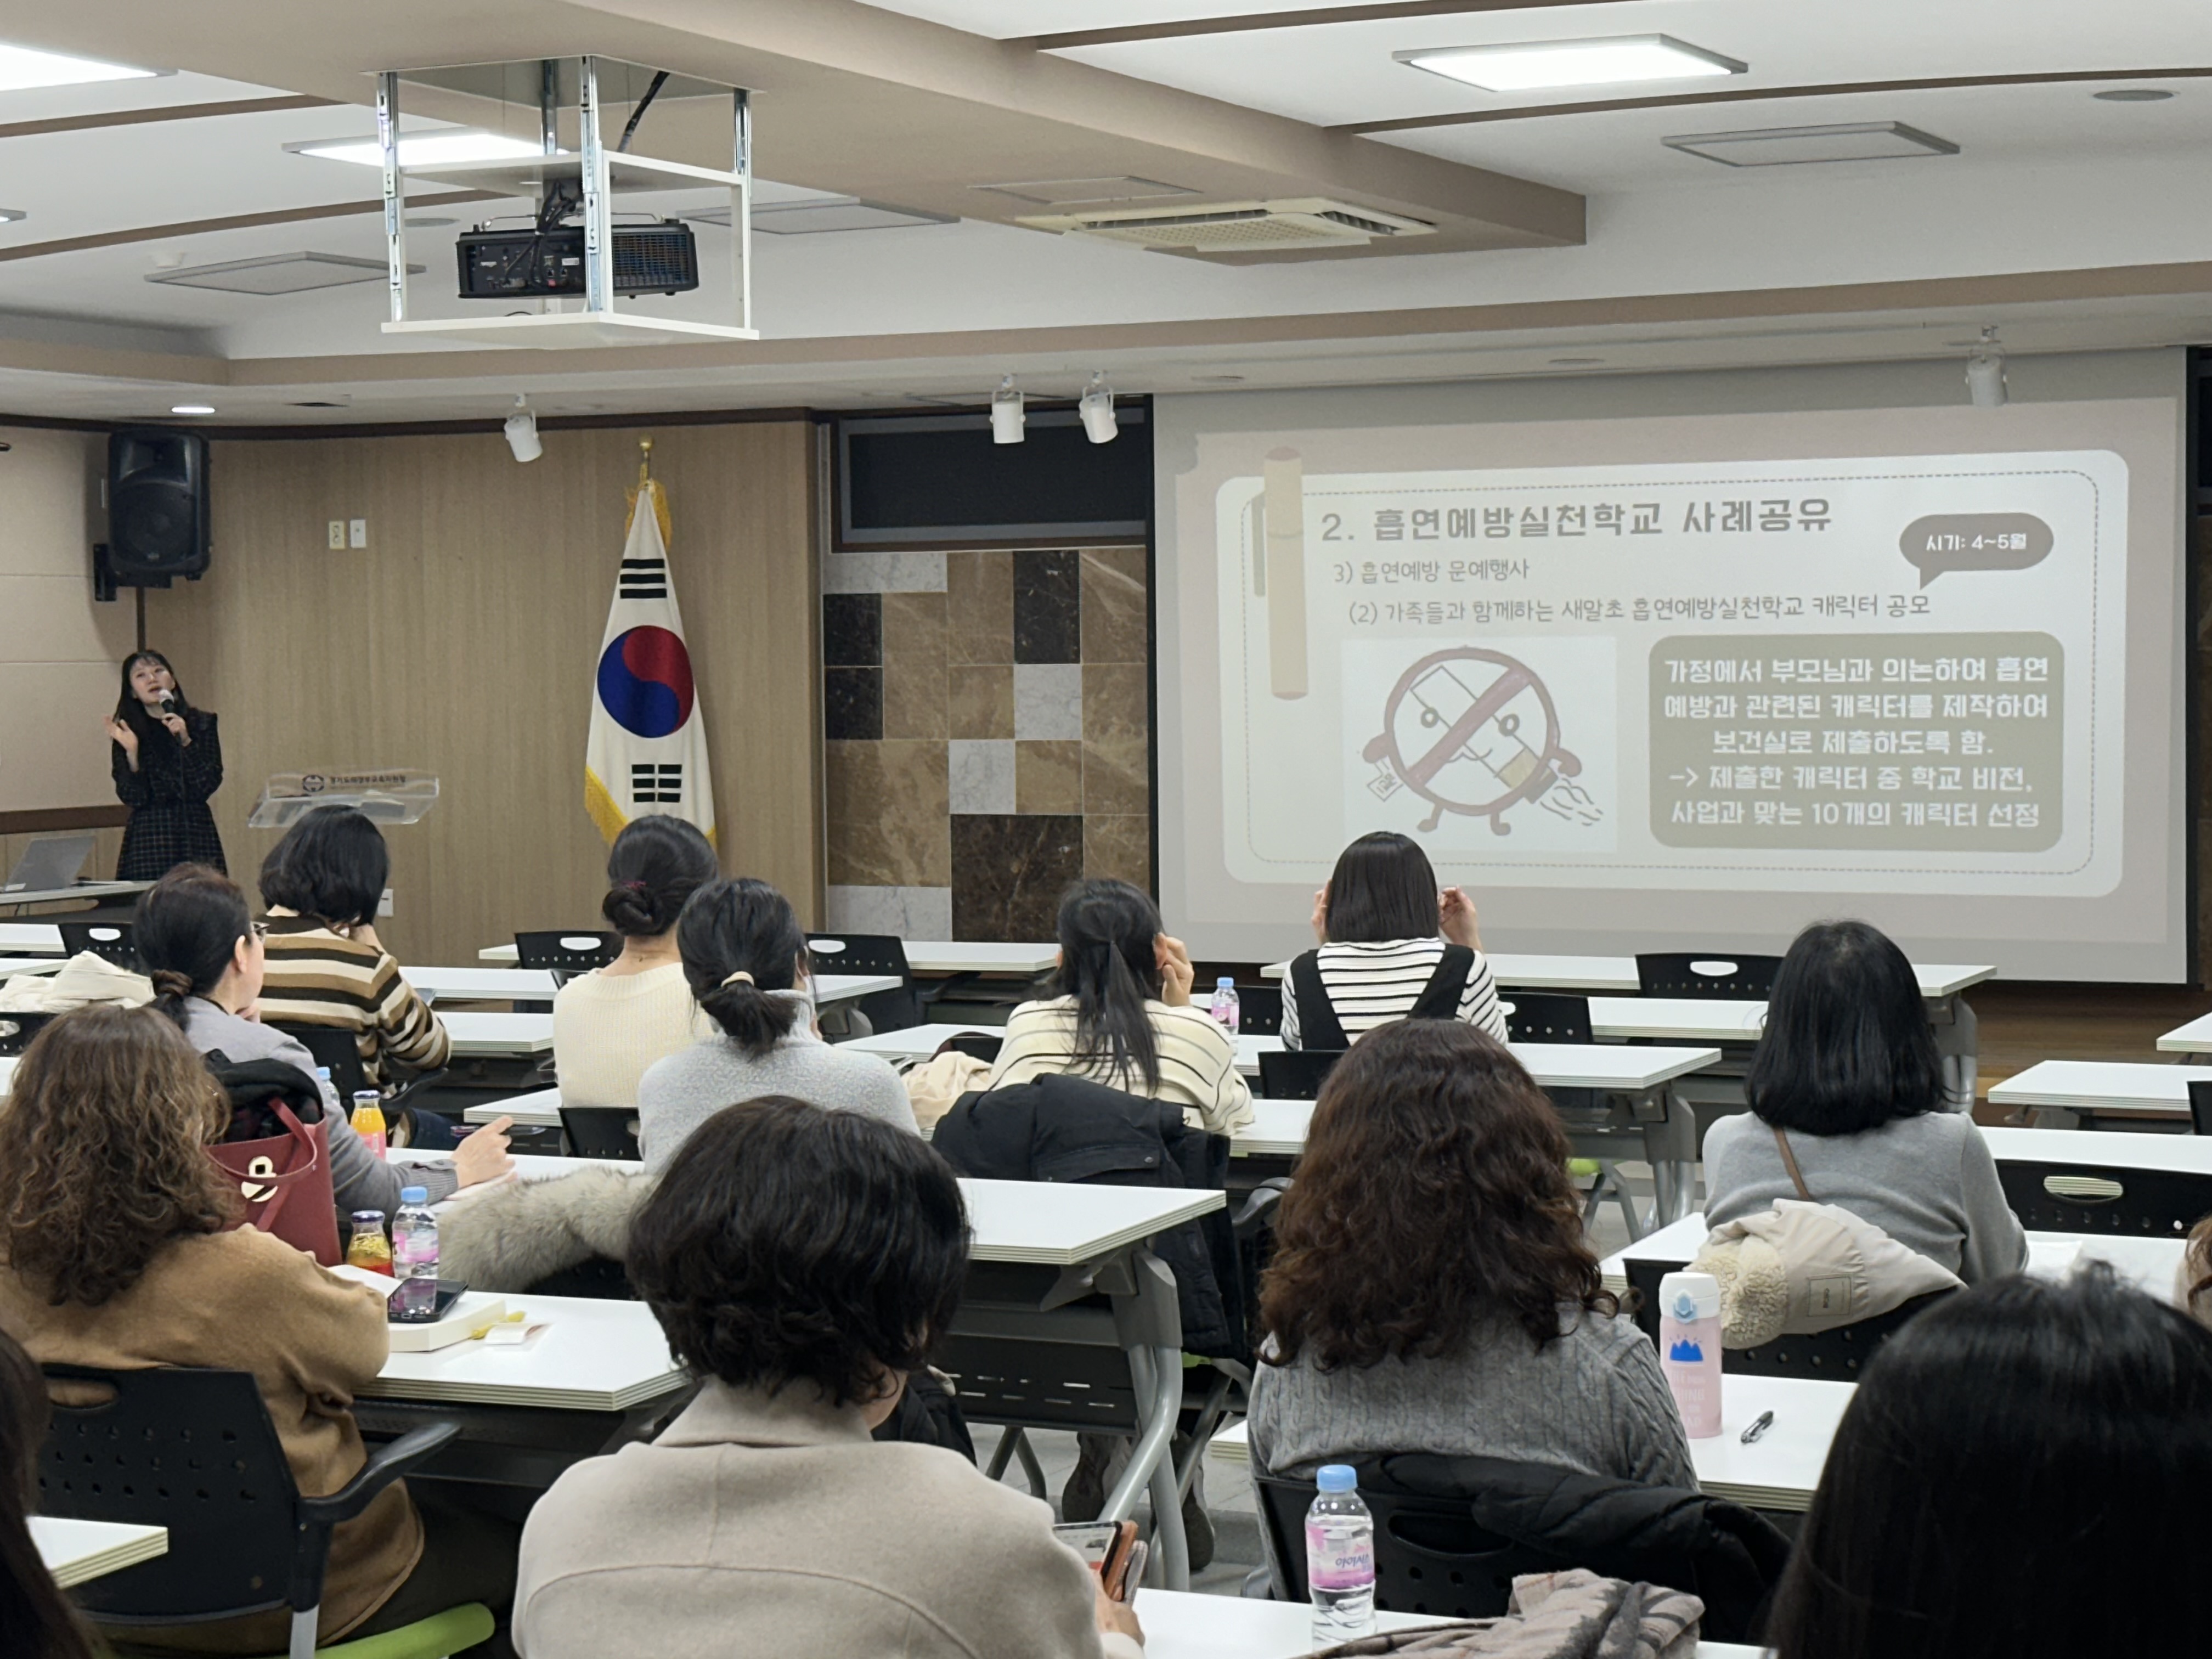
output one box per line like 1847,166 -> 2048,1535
387,1278 -> 469,1324
1053,1519 -> 1143,1603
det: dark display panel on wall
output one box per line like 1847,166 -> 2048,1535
836,406 -> 1149,549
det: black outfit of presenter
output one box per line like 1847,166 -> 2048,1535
108,651 -> 225,880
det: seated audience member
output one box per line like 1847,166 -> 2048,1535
1765,1268 -> 2212,1659
2179,1216 -> 2212,1327
1703,920 -> 2025,1283
255,805 -> 449,1087
1280,831 -> 1507,1050
990,879 -> 1252,1135
1249,1020 -> 1692,1487
0,1007 -> 520,1654
0,1327 -> 97,1659
513,1097 -> 1143,1659
138,864 -> 512,1218
554,815 -> 718,1108
635,877 -> 915,1170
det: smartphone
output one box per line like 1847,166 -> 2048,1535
1053,1520 -> 1141,1601
387,1278 -> 469,1323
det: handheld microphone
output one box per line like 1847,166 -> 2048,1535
158,695 -> 178,718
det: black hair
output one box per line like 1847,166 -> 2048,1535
1048,878 -> 1165,1092
133,864 -> 252,1028
0,1325 -> 99,1659
257,805 -> 390,930
602,815 -> 718,938
1324,831 -> 1441,944
627,1096 -> 969,1407
678,877 -> 807,1057
112,650 -> 194,749
1745,919 -> 1943,1136
1767,1267 -> 2212,1659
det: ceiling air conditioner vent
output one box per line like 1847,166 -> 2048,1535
1015,197 -> 1435,253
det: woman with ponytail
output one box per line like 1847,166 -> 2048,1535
553,815 -> 720,1109
989,879 -> 1252,1135
634,876 -> 916,1171
134,865 -> 512,1225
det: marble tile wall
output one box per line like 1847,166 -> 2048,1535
822,545 -> 1150,943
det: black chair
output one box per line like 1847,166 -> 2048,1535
514,930 -> 620,972
37,1363 -> 483,1659
1232,984 -> 1284,1037
1257,1047 -> 1343,1101
2190,1080 -> 2212,1138
0,1010 -> 54,1055
1624,1255 -> 1952,1376
806,932 -> 923,1033
558,1105 -> 641,1161
1996,1155 -> 2212,1238
58,920 -> 136,968
1502,992 -> 1593,1045
270,1022 -> 450,1141
943,1032 -> 1004,1065
1634,952 -> 1784,1000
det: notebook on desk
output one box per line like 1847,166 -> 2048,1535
2,834 -> 94,894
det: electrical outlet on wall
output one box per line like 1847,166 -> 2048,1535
378,887 -> 394,918
327,520 -> 345,550
348,518 -> 368,549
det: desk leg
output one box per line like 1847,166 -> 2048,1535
1100,1343 -> 1191,1592
1639,1085 -> 1697,1228
1933,995 -> 1978,1112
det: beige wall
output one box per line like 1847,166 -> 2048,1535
0,426 -> 136,827
148,421 -> 820,967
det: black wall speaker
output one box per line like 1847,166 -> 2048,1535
106,430 -> 210,585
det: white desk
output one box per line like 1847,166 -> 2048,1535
0,954 -> 66,977
2157,1011 -> 2212,1054
0,922 -> 64,953
962,1177 -> 1224,1266
391,1144 -> 632,1182
1140,1589 -> 1448,1658
0,1054 -> 15,1097
1980,1124 -> 2212,1172
412,965 -> 898,1008
1987,1060 -> 2212,1127
442,1011 -> 554,1058
478,936 -> 1058,977
1261,953 -> 1991,1000
30,1515 -> 168,1588
364,1290 -> 682,1411
0,880 -> 149,910
464,1087 -> 566,1129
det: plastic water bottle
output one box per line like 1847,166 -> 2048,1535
1208,977 -> 1242,1034
390,1187 -> 439,1321
1658,1270 -> 1724,1438
1306,1464 -> 1375,1644
349,1090 -> 388,1159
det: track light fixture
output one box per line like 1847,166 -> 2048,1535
1965,326 -> 2007,410
504,396 -> 543,462
1079,373 -> 1119,444
990,376 -> 1025,445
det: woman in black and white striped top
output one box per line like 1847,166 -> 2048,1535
1281,831 -> 1508,1050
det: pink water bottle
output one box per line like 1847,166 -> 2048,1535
1657,1270 -> 1724,1438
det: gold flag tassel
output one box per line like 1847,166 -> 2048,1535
625,436 -> 672,541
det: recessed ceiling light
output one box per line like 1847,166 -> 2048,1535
1396,34 -> 1745,94
1549,357 -> 1603,366
2094,87 -> 2174,102
0,43 -> 155,92
1664,121 -> 1959,167
170,404 -> 215,416
286,132 -> 546,168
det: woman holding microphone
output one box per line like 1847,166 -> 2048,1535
104,650 -> 225,879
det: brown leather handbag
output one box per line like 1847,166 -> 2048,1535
202,1053 -> 342,1265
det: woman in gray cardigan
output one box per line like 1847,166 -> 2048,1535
1702,921 -> 2026,1284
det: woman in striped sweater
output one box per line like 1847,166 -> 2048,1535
253,806 -> 449,1087
1280,831 -> 1508,1051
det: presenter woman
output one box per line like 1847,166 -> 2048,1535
104,650 -> 225,880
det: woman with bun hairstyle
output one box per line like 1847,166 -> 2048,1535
634,876 -> 916,1171
553,815 -> 721,1109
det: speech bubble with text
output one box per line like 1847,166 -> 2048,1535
1900,514 -> 2053,587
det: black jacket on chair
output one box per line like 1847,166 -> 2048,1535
932,1074 -> 1243,1360
1381,1453 -> 1792,1643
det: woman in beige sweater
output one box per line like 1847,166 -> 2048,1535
552,815 -> 718,1109
0,1006 -> 520,1653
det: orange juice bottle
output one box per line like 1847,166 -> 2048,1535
345,1211 -> 393,1276
349,1091 -> 388,1159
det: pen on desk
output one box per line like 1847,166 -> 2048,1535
1740,1410 -> 1775,1444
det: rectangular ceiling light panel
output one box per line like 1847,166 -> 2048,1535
0,43 -> 156,91
1397,34 -> 1745,93
1664,122 -> 1961,166
287,132 -> 546,168
146,253 -> 422,295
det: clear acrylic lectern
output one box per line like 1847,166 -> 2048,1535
249,770 -> 440,830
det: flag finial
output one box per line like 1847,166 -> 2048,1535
637,437 -> 653,488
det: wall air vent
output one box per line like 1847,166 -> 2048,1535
1015,197 -> 1435,253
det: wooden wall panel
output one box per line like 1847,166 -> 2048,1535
147,423 -> 820,967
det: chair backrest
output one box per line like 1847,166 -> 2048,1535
1257,1047 -> 1342,1101
1634,952 -> 1783,1000
58,921 -> 136,969
558,1105 -> 641,1161
1995,1157 -> 2212,1238
1623,1254 -> 1949,1376
2190,1080 -> 2212,1137
804,933 -> 912,980
270,1020 -> 368,1099
1502,992 -> 1593,1045
0,1009 -> 54,1056
1233,984 -> 1284,1037
38,1364 -> 300,1622
1255,1464 -> 1570,1620
514,931 -> 620,972
943,1032 -> 1003,1064
935,1260 -> 1149,1436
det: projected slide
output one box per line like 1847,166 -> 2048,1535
1214,449 -> 2125,896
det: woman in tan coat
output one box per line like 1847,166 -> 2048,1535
0,1006 -> 517,1654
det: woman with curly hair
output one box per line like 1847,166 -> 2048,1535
0,1006 -> 520,1654
1249,1019 -> 1693,1487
